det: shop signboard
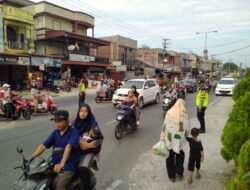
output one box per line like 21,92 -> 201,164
32,57 -> 61,67
116,65 -> 127,72
17,57 -> 29,65
69,54 -> 90,62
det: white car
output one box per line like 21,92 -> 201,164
112,78 -> 160,108
215,78 -> 237,96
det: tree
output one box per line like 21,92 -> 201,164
244,68 -> 250,78
140,44 -> 150,49
221,92 -> 250,163
233,77 -> 250,101
228,139 -> 250,190
223,62 -> 238,73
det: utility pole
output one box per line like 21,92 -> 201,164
162,38 -> 171,72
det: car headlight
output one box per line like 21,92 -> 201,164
114,91 -> 118,96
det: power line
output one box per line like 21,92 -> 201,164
212,45 -> 250,56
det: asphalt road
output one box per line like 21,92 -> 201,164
0,92 -> 217,190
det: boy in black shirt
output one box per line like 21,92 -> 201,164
187,128 -> 204,184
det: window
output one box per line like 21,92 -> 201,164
20,34 -> 24,43
144,81 -> 150,88
148,80 -> 156,87
122,81 -> 144,89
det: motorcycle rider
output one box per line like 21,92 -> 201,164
30,110 -> 80,190
101,80 -> 108,99
118,90 -> 136,126
0,84 -> 20,118
131,86 -> 140,126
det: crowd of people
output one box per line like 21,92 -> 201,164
0,74 -> 212,188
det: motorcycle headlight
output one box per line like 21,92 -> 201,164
164,99 -> 170,104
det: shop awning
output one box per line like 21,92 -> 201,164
45,31 -> 110,46
62,60 -> 109,67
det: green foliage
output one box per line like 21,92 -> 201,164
245,68 -> 250,78
233,77 -> 250,101
228,139 -> 250,190
221,92 -> 250,163
223,62 -> 239,72
163,78 -> 173,89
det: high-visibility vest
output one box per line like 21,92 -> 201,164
80,82 -> 85,92
196,90 -> 208,107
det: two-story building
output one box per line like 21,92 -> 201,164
0,0 -> 35,85
95,35 -> 137,80
24,1 -> 110,80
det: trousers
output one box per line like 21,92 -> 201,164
197,107 -> 206,132
166,149 -> 185,179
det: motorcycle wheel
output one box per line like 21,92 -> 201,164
22,110 -> 31,120
95,96 -> 102,103
115,123 -> 123,140
50,107 -> 58,115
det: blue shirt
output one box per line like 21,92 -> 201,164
43,126 -> 80,172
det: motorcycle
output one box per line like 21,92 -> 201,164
95,88 -> 114,103
11,96 -> 31,120
13,147 -> 97,190
24,94 -> 57,115
162,93 -> 176,118
46,80 -> 60,94
176,89 -> 185,99
0,97 -> 30,121
115,104 -> 137,140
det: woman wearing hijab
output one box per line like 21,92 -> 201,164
131,85 -> 140,126
160,99 -> 189,182
73,104 -> 103,190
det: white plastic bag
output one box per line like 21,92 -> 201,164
152,140 -> 169,158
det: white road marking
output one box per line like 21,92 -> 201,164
104,120 -> 116,126
105,179 -> 123,190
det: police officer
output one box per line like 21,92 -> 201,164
196,80 -> 209,133
78,78 -> 86,107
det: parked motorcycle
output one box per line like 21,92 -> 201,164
162,94 -> 176,118
46,80 -> 60,94
24,94 -> 57,115
13,147 -> 97,190
115,105 -> 137,140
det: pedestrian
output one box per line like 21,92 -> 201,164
72,104 -> 103,190
160,99 -> 189,182
196,80 -> 209,133
187,128 -> 204,184
78,78 -> 86,107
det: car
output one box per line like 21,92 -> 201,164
183,79 -> 198,93
215,78 -> 237,96
112,78 -> 160,109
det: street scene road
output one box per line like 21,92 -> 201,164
0,91 -> 217,190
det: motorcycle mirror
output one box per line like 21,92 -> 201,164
52,148 -> 64,156
16,147 -> 23,154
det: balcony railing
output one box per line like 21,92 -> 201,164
8,41 -> 28,50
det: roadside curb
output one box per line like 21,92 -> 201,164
129,97 -> 235,190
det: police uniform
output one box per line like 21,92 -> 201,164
196,87 -> 209,133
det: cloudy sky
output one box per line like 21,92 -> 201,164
31,0 -> 250,66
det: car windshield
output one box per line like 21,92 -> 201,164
219,80 -> 234,85
122,81 -> 144,89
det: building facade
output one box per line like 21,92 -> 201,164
0,0 -> 35,86
24,1 -> 110,80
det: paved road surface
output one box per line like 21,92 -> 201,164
0,92 -> 217,190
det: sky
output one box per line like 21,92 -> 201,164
31,0 -> 250,66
